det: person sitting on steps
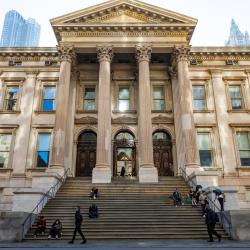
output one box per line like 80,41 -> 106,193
34,215 -> 46,238
48,219 -> 62,239
172,188 -> 183,207
90,187 -> 98,200
88,204 -> 98,218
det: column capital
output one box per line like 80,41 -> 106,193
210,69 -> 222,78
167,65 -> 177,80
173,46 -> 191,63
26,70 -> 39,79
57,45 -> 75,63
96,46 -> 113,62
135,45 -> 152,63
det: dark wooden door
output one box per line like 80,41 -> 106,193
76,132 -> 96,177
153,140 -> 173,176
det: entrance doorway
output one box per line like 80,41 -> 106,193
76,131 -> 97,177
153,131 -> 173,176
113,131 -> 136,177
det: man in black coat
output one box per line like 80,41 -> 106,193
205,205 -> 221,242
69,206 -> 87,244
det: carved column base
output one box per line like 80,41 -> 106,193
92,165 -> 111,184
139,165 -> 158,183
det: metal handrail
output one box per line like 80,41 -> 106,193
21,168 -> 70,239
179,166 -> 232,238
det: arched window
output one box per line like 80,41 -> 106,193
78,131 -> 97,142
153,131 -> 171,141
115,131 -> 134,141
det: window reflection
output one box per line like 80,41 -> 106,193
36,133 -> 51,167
42,87 -> 56,111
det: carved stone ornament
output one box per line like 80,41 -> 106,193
96,46 -> 113,62
173,46 -> 190,63
152,115 -> 174,124
57,45 -> 75,63
75,116 -> 98,124
167,65 -> 177,79
112,116 -> 137,124
135,45 -> 152,63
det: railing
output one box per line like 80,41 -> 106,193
179,167 -> 232,239
21,168 -> 70,239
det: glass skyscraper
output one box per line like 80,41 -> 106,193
0,10 -> 41,47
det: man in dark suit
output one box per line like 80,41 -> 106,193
205,205 -> 222,242
69,206 -> 87,244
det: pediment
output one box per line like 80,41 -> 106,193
51,0 -> 197,26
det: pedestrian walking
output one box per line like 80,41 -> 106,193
69,206 -> 87,244
213,188 -> 225,211
205,205 -> 221,242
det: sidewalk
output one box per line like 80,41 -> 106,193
0,240 -> 250,249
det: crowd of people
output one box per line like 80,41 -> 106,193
33,187 -> 100,243
169,185 -> 225,242
33,184 -> 225,243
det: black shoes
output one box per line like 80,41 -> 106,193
218,235 -> 222,242
207,239 -> 214,242
68,240 -> 74,244
81,239 -> 87,244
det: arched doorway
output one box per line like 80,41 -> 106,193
76,131 -> 97,177
153,130 -> 173,176
113,131 -> 136,177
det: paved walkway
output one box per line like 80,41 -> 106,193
0,240 -> 250,249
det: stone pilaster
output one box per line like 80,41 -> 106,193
50,45 -> 75,170
12,71 -> 38,177
210,70 -> 237,176
92,46 -> 113,183
173,46 -> 199,175
135,45 -> 158,183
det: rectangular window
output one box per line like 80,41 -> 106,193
197,132 -> 213,166
0,134 -> 12,168
4,86 -> 20,111
84,87 -> 96,111
42,86 -> 56,111
153,86 -> 165,110
36,133 -> 51,168
229,86 -> 243,110
236,132 -> 250,166
192,85 -> 206,110
118,87 -> 130,111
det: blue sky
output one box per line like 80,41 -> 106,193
0,0 -> 249,46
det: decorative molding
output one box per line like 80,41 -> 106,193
96,46 -> 113,62
57,45 -> 75,63
112,116 -> 137,124
75,116 -> 98,124
167,65 -> 177,79
173,45 -> 190,63
152,115 -> 174,124
135,45 -> 152,63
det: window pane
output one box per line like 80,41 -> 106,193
37,151 -> 50,167
153,87 -> 164,99
198,133 -> 211,150
229,86 -> 241,98
153,132 -> 170,141
231,99 -> 242,109
193,86 -> 205,99
44,87 -> 56,99
116,132 -> 134,140
42,100 -> 55,111
0,152 -> 9,168
84,100 -> 95,111
240,151 -> 250,166
0,134 -> 12,151
119,87 -> 129,99
236,132 -> 250,150
153,100 -> 165,110
7,87 -> 19,99
194,100 -> 206,110
119,100 -> 129,111
199,150 -> 212,166
38,134 -> 51,151
85,88 -> 95,99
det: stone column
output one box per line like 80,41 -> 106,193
92,46 -> 113,183
173,46 -> 200,175
135,45 -> 158,183
50,45 -> 75,171
210,70 -> 237,176
12,71 -> 37,178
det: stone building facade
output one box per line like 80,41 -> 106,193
0,0 -> 250,215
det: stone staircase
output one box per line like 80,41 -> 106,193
24,177 -> 227,240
